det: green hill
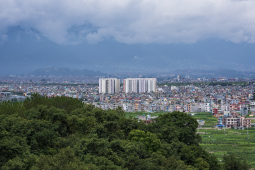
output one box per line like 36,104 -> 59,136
0,95 -> 250,170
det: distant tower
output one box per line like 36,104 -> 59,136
123,78 -> 157,93
99,78 -> 120,94
177,75 -> 181,81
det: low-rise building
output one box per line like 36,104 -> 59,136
222,116 -> 251,128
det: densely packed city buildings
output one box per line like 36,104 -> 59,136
1,75 -> 255,128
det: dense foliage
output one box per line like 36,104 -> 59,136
0,95 -> 250,170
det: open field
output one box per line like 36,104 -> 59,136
199,128 -> 255,167
192,112 -> 255,167
191,112 -> 218,127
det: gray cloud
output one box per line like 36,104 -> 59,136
1,0 -> 255,44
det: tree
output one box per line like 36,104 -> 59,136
162,156 -> 197,170
0,136 -> 30,167
23,94 -> 84,114
31,147 -> 97,170
0,115 -> 59,155
1,95 -> 242,169
154,111 -> 201,145
1,154 -> 37,170
128,129 -> 161,153
180,145 -> 220,170
222,154 -> 250,170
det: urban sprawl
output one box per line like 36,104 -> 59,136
1,75 -> 255,129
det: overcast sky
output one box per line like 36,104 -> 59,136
1,0 -> 255,44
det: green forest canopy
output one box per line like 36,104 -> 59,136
0,94 -> 250,170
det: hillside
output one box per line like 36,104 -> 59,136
0,95 -> 250,170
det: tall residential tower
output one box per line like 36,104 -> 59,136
99,78 -> 120,94
123,78 -> 157,93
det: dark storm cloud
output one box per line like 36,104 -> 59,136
1,0 -> 255,44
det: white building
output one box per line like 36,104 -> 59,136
123,78 -> 157,93
250,102 -> 255,113
99,78 -> 120,94
205,103 -> 211,112
177,75 -> 181,81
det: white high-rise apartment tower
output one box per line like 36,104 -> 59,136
99,78 -> 120,94
123,78 -> 157,93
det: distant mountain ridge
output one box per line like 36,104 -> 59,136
26,67 -> 107,76
169,69 -> 255,78
1,26 -> 255,75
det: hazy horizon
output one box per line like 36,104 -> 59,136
1,0 -> 255,75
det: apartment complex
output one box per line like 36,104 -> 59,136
99,78 -> 120,94
123,78 -> 157,93
222,116 -> 251,128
